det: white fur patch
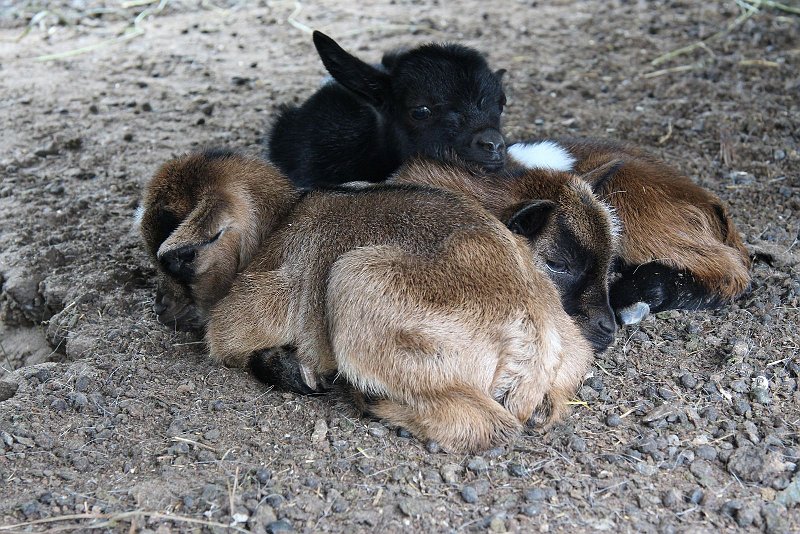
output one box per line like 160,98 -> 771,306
508,141 -> 576,172
132,205 -> 145,228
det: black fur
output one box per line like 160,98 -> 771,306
610,262 -> 724,317
267,32 -> 507,187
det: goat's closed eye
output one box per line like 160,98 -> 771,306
410,106 -> 432,121
546,259 -> 570,274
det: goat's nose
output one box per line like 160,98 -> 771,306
594,313 -> 617,336
153,300 -> 168,316
471,130 -> 506,153
158,245 -> 197,283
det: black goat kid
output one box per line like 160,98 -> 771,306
268,31 -> 507,187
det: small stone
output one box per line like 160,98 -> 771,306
441,464 -> 460,484
75,375 -> 90,392
21,501 -> 39,518
467,456 -> 489,473
461,485 -> 478,503
396,428 -> 412,438
735,506 -> 756,528
605,413 -> 622,427
141,102 -> 152,112
203,428 -> 221,441
689,460 -> 714,487
123,133 -> 134,142
508,463 -> 527,477
426,440 -> 441,454
523,488 -> 548,502
750,376 -> 770,404
367,422 -> 387,438
661,489 -> 681,510
761,503 -> 788,534
89,104 -> 99,114
695,445 -> 717,461
266,519 -> 293,533
255,468 -> 272,485
732,399 -> 751,416
232,76 -> 251,86
0,381 -> 19,402
489,516 -> 506,532
688,488 -> 704,504
680,374 -> 697,389
730,380 -> 749,393
657,387 -> 677,401
642,403 -> 674,423
521,505 -> 539,517
232,512 -> 249,523
585,376 -> 604,391
731,339 -> 749,357
701,406 -> 719,422
774,149 -> 786,161
570,436 -> 587,452
311,419 -> 329,442
71,392 -> 88,408
202,104 -> 214,116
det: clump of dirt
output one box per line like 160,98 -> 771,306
1,1 -> 798,532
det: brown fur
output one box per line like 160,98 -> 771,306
140,151 -> 593,453
389,158 -> 620,352
139,150 -> 299,325
558,138 -> 751,298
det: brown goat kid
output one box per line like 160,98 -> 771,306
508,138 -> 751,325
140,150 -> 593,453
389,159 -> 621,353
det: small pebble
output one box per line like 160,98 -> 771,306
688,488 -> 704,504
123,133 -> 133,142
662,489 -> 681,510
680,373 -> 697,389
203,428 -> 221,441
367,423 -> 389,438
570,436 -> 587,452
461,485 -> 479,503
396,428 -> 412,438
467,456 -> 489,473
255,468 -> 272,485
695,444 -> 717,461
266,519 -> 293,533
732,399 -> 751,416
441,464 -> 460,484
426,440 -> 441,454
605,413 -> 622,427
585,376 -> 604,391
508,463 -> 527,477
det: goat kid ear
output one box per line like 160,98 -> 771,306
312,31 -> 389,106
582,159 -> 624,192
495,68 -> 507,81
507,200 -> 557,240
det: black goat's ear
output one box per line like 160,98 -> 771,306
582,159 -> 624,192
507,200 -> 557,240
495,68 -> 507,81
313,31 -> 389,106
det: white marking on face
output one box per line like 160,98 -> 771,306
508,141 -> 576,171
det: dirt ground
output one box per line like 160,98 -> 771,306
0,0 -> 798,532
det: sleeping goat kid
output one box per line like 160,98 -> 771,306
140,151 -> 593,453
389,159 -> 621,353
267,31 -> 507,187
507,138 -> 751,325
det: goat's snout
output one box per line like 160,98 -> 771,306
159,245 -> 197,283
468,129 -> 506,170
471,129 -> 505,154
